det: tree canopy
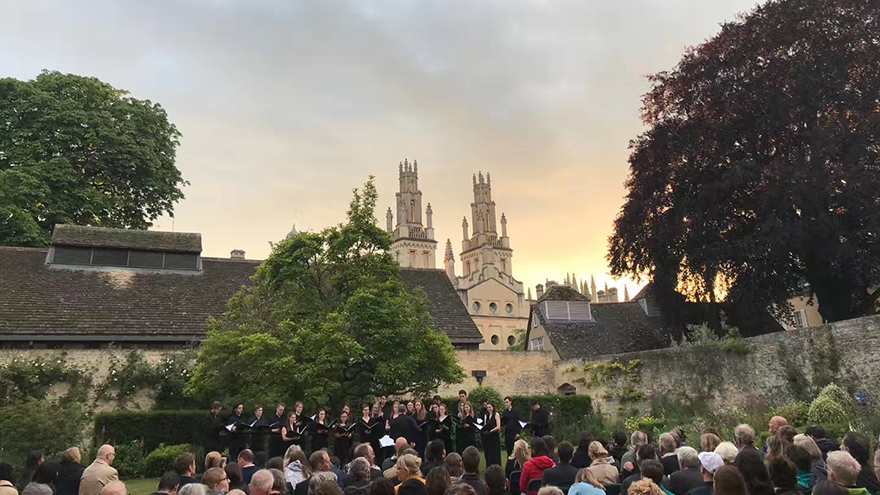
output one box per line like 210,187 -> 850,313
609,0 -> 880,323
0,71 -> 185,246
187,178 -> 464,408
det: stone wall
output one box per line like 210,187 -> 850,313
555,315 -> 880,416
439,349 -> 556,396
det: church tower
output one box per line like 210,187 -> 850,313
387,159 -> 437,268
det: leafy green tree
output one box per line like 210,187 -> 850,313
0,399 -> 90,463
0,71 -> 185,246
187,178 -> 464,407
609,0 -> 880,323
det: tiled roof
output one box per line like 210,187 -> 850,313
52,224 -> 202,253
399,268 -> 484,343
537,284 -> 589,303
0,247 -> 256,338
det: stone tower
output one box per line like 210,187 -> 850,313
387,159 -> 437,268
459,172 -> 513,276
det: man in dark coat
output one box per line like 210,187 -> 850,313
529,400 -> 550,438
669,447 -> 703,495
389,405 -> 420,446
541,442 -> 578,491
502,397 -> 522,456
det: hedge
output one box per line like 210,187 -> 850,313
94,410 -> 207,451
440,393 -> 592,423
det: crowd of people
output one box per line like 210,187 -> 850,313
3,408 -> 880,495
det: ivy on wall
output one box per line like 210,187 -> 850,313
0,354 -> 93,402
97,349 -> 197,409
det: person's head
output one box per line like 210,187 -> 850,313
486,402 -> 496,416
370,478 -> 395,495
212,402 -> 222,414
249,470 -> 275,495
777,425 -> 797,445
33,462 -> 59,485
426,466 -> 451,495
427,439 -> 446,462
701,433 -> 722,453
504,397 -> 512,409
529,400 -> 540,410
557,442 -> 574,465
733,449 -> 772,494
62,447 -> 82,464
640,460 -> 664,485
309,474 -> 339,495
827,451 -> 861,487
462,402 -> 473,417
588,441 -> 608,461
254,406 -> 264,417
842,432 -> 872,465
348,458 -> 371,483
612,430 -> 627,447
100,482 -> 128,495
267,457 -> 283,471
317,409 -> 326,422
659,433 -> 676,455
362,405 -> 371,417
510,439 -> 531,465
342,405 -> 351,416
805,426 -> 827,440
577,431 -> 594,452
225,462 -> 243,488
406,402 -> 415,414
353,443 -> 375,465
712,465 -> 748,495
671,427 -> 687,447
255,452 -> 269,469
395,437 -> 409,456
768,416 -> 788,435
787,445 -> 812,473
174,453 -> 197,477
444,484 -> 476,495
340,412 -> 349,424
530,438 -> 549,458
462,446 -> 481,474
275,403 -> 285,417
438,403 -> 448,416
444,454 -> 463,479
574,468 -> 603,490
626,479 -> 663,495
398,404 -> 408,415
714,443 -> 738,465
484,465 -> 505,495
206,452 -> 223,470
636,445 -> 656,467
813,481 -> 849,495
0,463 -> 13,483
396,454 -> 422,482
295,402 -> 304,414
676,447 -> 700,470
631,430 -> 648,450
542,436 -> 557,456
158,471 -> 182,495
203,467 -> 230,492
733,424 -> 755,447
459,390 -> 467,402
698,452 -> 724,481
310,451 -> 331,473
235,404 -> 244,415
97,444 -> 116,465
22,483 -> 53,495
767,457 -> 797,491
238,450 -> 255,467
536,488 -> 563,495
25,452 -> 44,469
269,468 -> 285,494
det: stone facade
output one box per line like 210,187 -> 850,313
438,350 -> 555,396
387,159 -> 437,269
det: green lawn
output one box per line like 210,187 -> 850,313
124,477 -> 159,495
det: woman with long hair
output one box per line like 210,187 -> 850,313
793,434 -> 827,484
569,468 -> 606,495
283,446 -> 310,489
587,442 -> 617,484
701,434 -> 722,453
456,402 -> 477,454
311,409 -> 330,453
413,401 -> 429,458
282,412 -> 303,451
482,402 -> 503,467
507,439 -> 532,478
433,404 -> 453,455
425,466 -> 450,495
712,466 -> 748,495
334,411 -> 354,464
733,449 -> 774,495
406,402 -> 415,416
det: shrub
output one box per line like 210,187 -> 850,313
113,440 -> 146,478
808,396 -> 848,425
466,387 -> 505,411
772,402 -> 811,428
143,444 -> 193,477
95,410 -> 207,451
624,415 -> 667,439
0,398 -> 91,464
816,384 -> 853,412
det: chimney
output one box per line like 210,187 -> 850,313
536,284 -> 544,298
230,249 -> 245,260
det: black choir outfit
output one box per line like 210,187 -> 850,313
248,412 -> 270,453
310,419 -> 330,453
455,414 -> 476,454
227,412 -> 247,461
432,415 -> 453,454
530,406 -> 551,438
268,412 -> 287,457
333,420 -> 354,464
413,416 -> 429,458
482,412 -> 502,467
281,416 -> 303,454
501,406 -> 522,455
205,410 -> 226,454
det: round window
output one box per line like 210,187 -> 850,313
508,335 -> 516,346
472,301 -> 481,312
490,302 -> 498,313
491,335 -> 500,345
505,303 -> 513,314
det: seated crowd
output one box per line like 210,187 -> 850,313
2,415 -> 879,495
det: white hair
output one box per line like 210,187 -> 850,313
179,484 -> 208,495
676,446 -> 700,468
827,451 -> 861,486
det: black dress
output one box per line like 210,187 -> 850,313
363,416 -> 384,466
413,417 -> 429,458
311,421 -> 329,453
501,407 -> 522,455
482,413 -> 502,467
334,421 -> 354,464
456,415 -> 476,454
281,419 -> 303,454
433,416 -> 453,454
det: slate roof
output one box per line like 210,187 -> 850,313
52,224 -> 202,253
399,268 -> 484,343
0,247 -> 256,340
537,284 -> 589,303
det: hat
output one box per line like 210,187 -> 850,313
698,452 -> 724,474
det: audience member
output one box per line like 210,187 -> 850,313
444,456 -> 463,484
267,459 -> 283,472
572,433 -> 594,470
268,469 -> 285,495
285,447 -> 312,489
535,488 -> 562,495
296,452 -> 336,495
805,428 -> 839,460
308,474 -> 339,495
767,457 -> 799,495
205,453 -> 225,472
520,439 -> 556,495
826,451 -> 864,495
384,440 -> 411,474
80,445 -> 119,495
842,433 -> 880,494
330,457 -> 349,488
345,459 -> 372,495
396,455 -> 425,493
542,442 -> 576,491
483,466 -> 505,495
202,467 -> 230,495
351,444 -> 382,481
426,467 -> 451,495
628,480 -> 663,495
659,434 -> 679,476
250,471 -> 275,495
19,453 -> 44,492
669,447 -> 702,495
671,429 -> 686,449
317,480 -> 343,495
732,426 -> 759,457
21,483 -> 52,495
794,434 -> 828,483
175,454 -> 199,488
622,446 -> 656,495
732,450 -> 773,495
610,432 -> 628,466
568,469 -> 605,495
712,444 -> 736,467
1,464 -> 19,495
32,461 -> 59,491
699,435 -> 721,456
444,485 -> 475,495
587,442 -> 618,485
99,483 -> 127,495
543,438 -> 559,465
423,442 -> 447,477
457,448 -> 485,495
224,463 -> 246,494
812,480 -> 848,495
639,460 -> 670,495
152,472 -> 181,495
787,445 -> 815,491
239,452 -> 259,487
710,466 -> 746,495
686,452 -> 723,495
370,479 -> 394,495
397,479 -> 427,495
507,441 -> 531,479
622,432 -> 649,477
768,417 -> 788,436
57,448 -> 84,495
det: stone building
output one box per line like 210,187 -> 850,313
0,224 -> 482,349
386,158 -> 437,269
444,172 -> 529,350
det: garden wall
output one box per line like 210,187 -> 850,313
557,315 -> 880,417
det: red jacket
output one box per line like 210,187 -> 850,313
520,455 -> 556,495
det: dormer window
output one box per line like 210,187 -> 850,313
541,300 -> 593,321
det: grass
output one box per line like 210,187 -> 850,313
124,477 -> 159,495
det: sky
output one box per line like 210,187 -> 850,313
0,0 -> 758,297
